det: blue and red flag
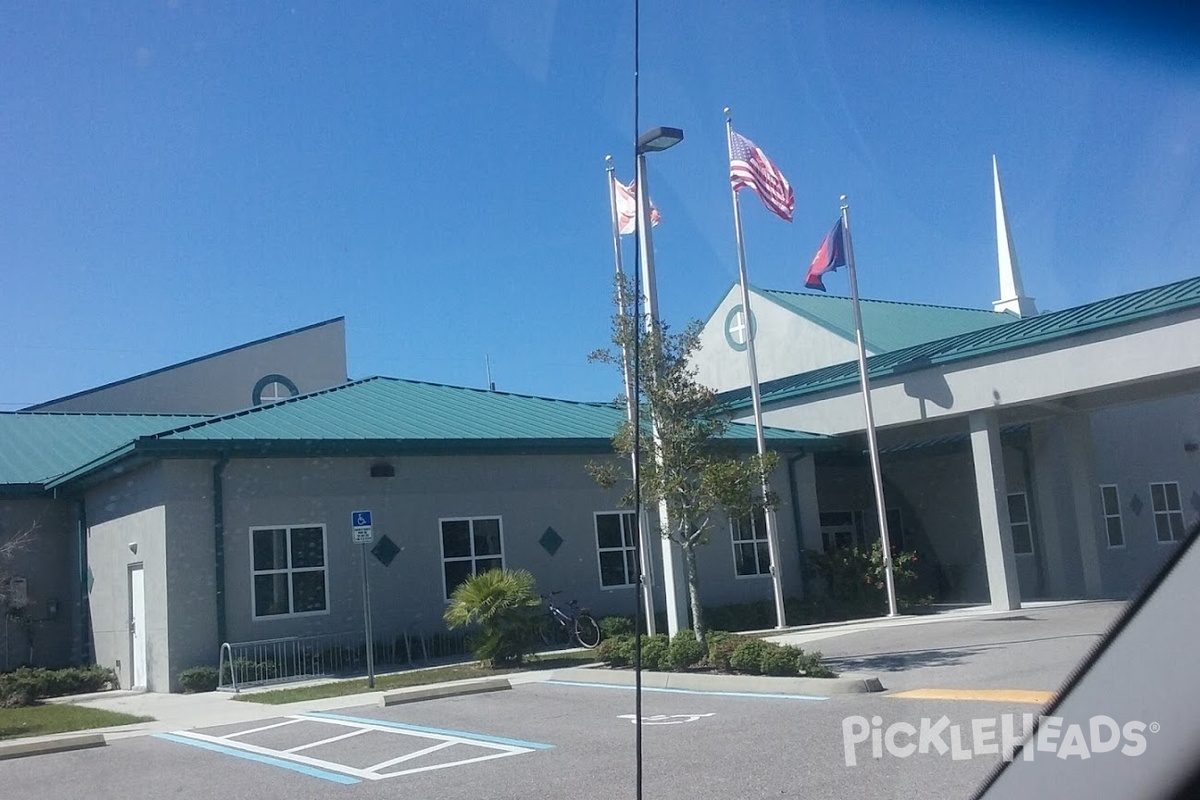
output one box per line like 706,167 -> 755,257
805,218 -> 847,292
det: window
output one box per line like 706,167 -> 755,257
595,511 -> 638,588
1100,485 -> 1124,548
250,525 -> 327,619
731,507 -> 771,577
1150,482 -> 1185,543
441,517 -> 504,599
1007,493 -> 1034,555
820,510 -> 857,551
251,373 -> 299,406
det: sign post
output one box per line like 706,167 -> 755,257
352,510 -> 375,688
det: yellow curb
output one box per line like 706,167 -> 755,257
890,688 -> 1055,704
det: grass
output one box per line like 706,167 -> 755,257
234,650 -> 598,705
0,704 -> 153,740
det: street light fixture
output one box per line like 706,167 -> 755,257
636,126 -> 684,154
634,125 -> 689,636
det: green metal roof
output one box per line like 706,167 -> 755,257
150,377 -> 823,444
30,378 -> 828,490
0,412 -> 207,485
756,287 -> 1018,353
721,275 -> 1200,411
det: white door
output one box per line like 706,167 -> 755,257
130,565 -> 147,689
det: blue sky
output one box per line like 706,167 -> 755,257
2,1 -> 1197,409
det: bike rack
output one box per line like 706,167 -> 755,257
217,642 -> 238,693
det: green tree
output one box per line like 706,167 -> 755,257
443,568 -> 542,667
589,282 -> 776,646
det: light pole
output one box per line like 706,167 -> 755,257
633,126 -> 689,636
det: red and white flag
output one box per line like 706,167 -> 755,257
614,179 -> 662,235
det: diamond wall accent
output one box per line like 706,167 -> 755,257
539,527 -> 563,556
371,534 -> 400,567
1129,493 -> 1144,516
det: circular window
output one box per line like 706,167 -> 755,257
252,374 -> 299,406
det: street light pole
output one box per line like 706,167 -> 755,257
633,127 -> 688,636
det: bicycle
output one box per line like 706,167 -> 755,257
540,591 -> 602,649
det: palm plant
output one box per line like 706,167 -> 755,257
443,568 -> 543,667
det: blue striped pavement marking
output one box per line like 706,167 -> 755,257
153,733 -> 360,784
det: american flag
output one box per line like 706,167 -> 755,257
614,179 -> 662,235
729,130 -> 794,222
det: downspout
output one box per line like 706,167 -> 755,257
787,453 -> 809,591
76,498 -> 91,664
213,455 -> 229,646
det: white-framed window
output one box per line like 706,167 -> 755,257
1100,485 -> 1124,548
819,510 -> 857,551
1150,482 -> 1185,543
731,507 -> 771,578
250,525 -> 328,619
595,511 -> 638,588
1007,493 -> 1034,555
440,516 -> 504,599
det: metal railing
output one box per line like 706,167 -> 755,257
215,628 -> 473,692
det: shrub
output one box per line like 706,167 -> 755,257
804,541 -> 928,612
221,658 -> 278,685
0,665 -> 116,707
179,666 -> 220,693
667,630 -> 705,671
598,616 -> 635,639
792,648 -> 836,678
728,639 -> 772,674
706,633 -> 752,671
758,645 -> 796,676
443,568 -> 542,667
638,634 -> 669,671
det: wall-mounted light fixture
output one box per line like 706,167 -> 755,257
370,463 -> 395,478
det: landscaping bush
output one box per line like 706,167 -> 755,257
443,568 -> 542,667
666,630 -> 705,671
221,658 -> 278,685
728,639 -> 773,675
598,616 -> 635,639
638,634 -> 669,671
179,666 -> 220,693
0,665 -> 116,707
705,633 -> 752,671
792,649 -> 835,678
804,541 -> 930,612
758,645 -> 796,676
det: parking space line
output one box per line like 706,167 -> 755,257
153,733 -> 360,785
364,739 -> 456,772
304,711 -> 556,750
284,727 -> 371,753
160,731 -> 379,781
223,718 -> 307,738
543,679 -> 829,702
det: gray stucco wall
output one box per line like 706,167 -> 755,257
84,464 -> 170,691
1090,394 -> 1200,596
0,496 -> 76,669
33,318 -> 347,414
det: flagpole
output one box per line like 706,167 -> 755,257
606,156 -> 657,637
724,108 -> 787,630
840,195 -> 899,618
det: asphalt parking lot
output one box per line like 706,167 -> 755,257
0,601 -> 1134,800
2,680 -> 1044,800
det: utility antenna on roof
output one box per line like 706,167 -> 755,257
485,355 -> 495,392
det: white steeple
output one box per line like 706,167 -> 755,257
992,155 -> 1037,317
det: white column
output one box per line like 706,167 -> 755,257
1063,412 -> 1104,598
969,410 -> 1022,610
